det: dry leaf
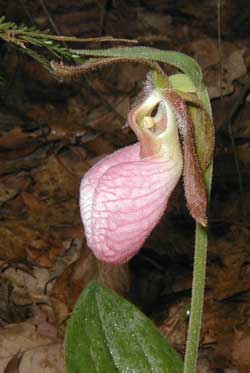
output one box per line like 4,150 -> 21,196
3,351 -> 23,373
50,246 -> 130,323
0,322 -> 64,373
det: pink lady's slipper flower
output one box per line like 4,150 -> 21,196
80,77 -> 207,264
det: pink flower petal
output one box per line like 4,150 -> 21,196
80,85 -> 183,264
80,144 -> 182,264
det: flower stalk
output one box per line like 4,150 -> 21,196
183,221 -> 209,372
183,103 -> 213,373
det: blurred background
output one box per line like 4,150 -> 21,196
0,0 -> 250,371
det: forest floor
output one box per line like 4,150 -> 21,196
0,1 -> 250,371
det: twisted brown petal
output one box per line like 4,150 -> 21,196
164,90 -> 208,226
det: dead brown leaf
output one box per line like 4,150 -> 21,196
183,39 -> 247,99
3,350 -> 23,373
50,246 -> 130,324
0,127 -> 36,150
0,322 -> 64,373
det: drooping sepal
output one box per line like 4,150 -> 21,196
164,90 -> 208,226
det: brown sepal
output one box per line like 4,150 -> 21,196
189,106 -> 215,172
183,117 -> 208,226
164,90 -> 208,226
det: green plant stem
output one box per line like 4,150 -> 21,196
183,162 -> 213,373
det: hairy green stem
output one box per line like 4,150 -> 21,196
183,162 -> 213,373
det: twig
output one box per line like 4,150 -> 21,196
216,0 -> 249,221
220,75 -> 250,132
84,77 -> 127,122
220,75 -> 250,220
36,2 -> 133,124
1,28 -> 138,44
228,120 -> 246,219
18,0 -> 36,25
217,0 -> 223,97
97,0 -> 108,36
38,0 -> 64,43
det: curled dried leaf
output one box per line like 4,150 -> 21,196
4,351 -> 23,373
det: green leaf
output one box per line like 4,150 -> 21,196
71,47 -> 201,87
169,73 -> 196,93
65,281 -> 183,373
70,46 -> 212,115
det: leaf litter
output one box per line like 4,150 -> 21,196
0,1 -> 250,371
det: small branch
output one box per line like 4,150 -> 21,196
7,30 -> 138,44
220,74 -> 250,220
220,74 -> 250,132
38,0 -> 62,38
228,118 -> 246,219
